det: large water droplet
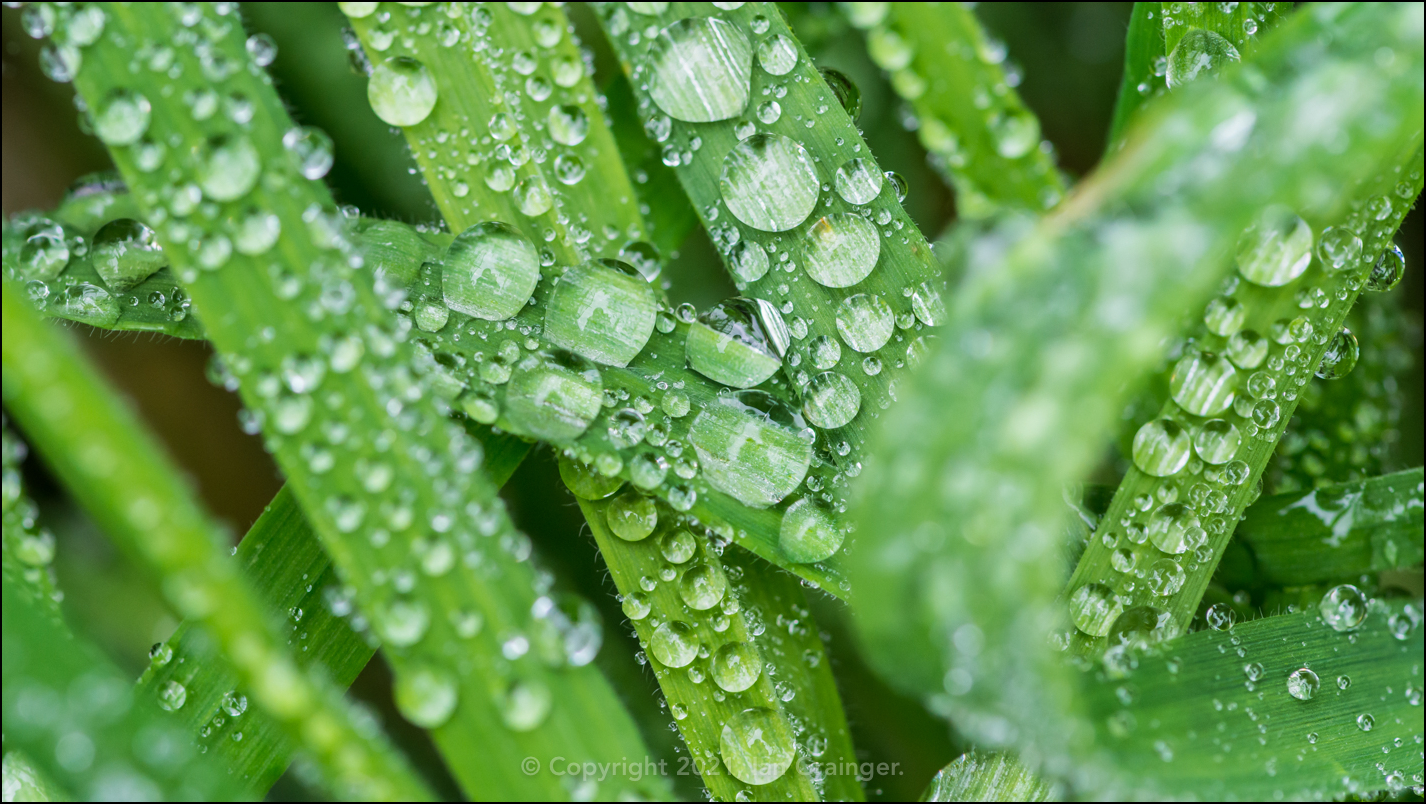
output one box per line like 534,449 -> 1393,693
504,350 -> 603,441
804,214 -> 879,289
1070,583 -> 1122,637
819,67 -> 861,120
1236,207 -> 1312,287
548,104 -> 589,146
94,88 -> 151,146
685,297 -> 788,388
1318,584 -> 1368,632
368,56 -> 438,127
756,34 -> 798,75
157,680 -> 188,712
1193,418 -> 1240,465
803,371 -> 861,429
1166,28 -> 1240,89
835,293 -> 894,351
607,492 -> 658,542
198,135 -> 260,202
442,221 -> 540,321
712,641 -> 762,692
395,666 -> 459,728
719,133 -> 819,232
730,240 -> 769,283
559,456 -> 625,500
545,259 -> 658,367
1315,328 -> 1359,380
1226,329 -> 1268,369
720,708 -> 796,785
502,679 -> 552,731
679,564 -> 726,610
55,282 -> 119,328
1147,503 -> 1199,555
650,621 -> 698,667
779,498 -> 843,562
1145,559 -> 1186,596
834,158 -> 883,205
689,391 -> 811,507
1367,244 -> 1405,292
647,17 -> 752,122
1317,226 -> 1363,274
1170,351 -> 1236,416
660,530 -> 697,563
1132,418 -> 1190,477
91,219 -> 166,291
1286,668 -> 1320,701
18,220 -> 70,280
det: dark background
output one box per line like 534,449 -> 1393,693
3,3 -> 1420,800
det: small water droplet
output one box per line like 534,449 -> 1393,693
712,641 -> 762,692
1318,584 -> 1369,632
1287,668 -> 1320,701
94,88 -> 151,146
1315,328 -> 1359,380
650,620 -> 698,667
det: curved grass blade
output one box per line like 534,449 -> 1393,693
2,286 -> 432,800
3,583 -> 237,801
1075,598 -> 1423,799
1106,3 -> 1164,153
843,2 -> 1065,216
919,751 -> 1057,803
2,427 -> 63,622
62,4 -> 667,799
850,0 -> 1426,776
1231,467 -> 1423,588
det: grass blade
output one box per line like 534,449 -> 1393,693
1106,3 -> 1164,152
62,3 -> 667,798
850,0 -> 1425,775
2,427 -> 63,622
919,751 -> 1057,802
844,3 -> 1065,216
3,582 -> 237,801
2,285 -> 431,799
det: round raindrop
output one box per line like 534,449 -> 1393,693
368,56 -> 438,127
545,259 -> 659,367
779,498 -> 843,562
835,293 -> 894,352
1286,668 -> 1320,701
1318,584 -> 1368,632
650,620 -> 698,667
1170,351 -> 1236,416
198,135 -> 260,202
712,641 -> 762,692
91,219 -> 166,291
1132,419 -> 1191,477
679,564 -> 726,610
1166,28 -> 1240,89
805,214 -> 880,288
1367,244 -> 1405,292
1147,503 -> 1199,555
720,707 -> 796,785
819,67 -> 861,120
1070,583 -> 1122,637
803,371 -> 861,429
1193,418 -> 1241,465
647,17 -> 752,122
395,666 -> 459,728
1146,558 -> 1186,596
504,350 -> 604,441
834,158 -> 883,205
1236,207 -> 1312,287
756,34 -> 798,75
548,104 -> 589,146
730,240 -> 769,283
1203,296 -> 1245,337
1315,328 -> 1359,380
689,391 -> 811,507
94,88 -> 151,146
607,493 -> 658,542
501,679 -> 552,731
442,221 -> 540,321
1317,226 -> 1363,274
283,126 -> 334,180
719,133 -> 819,232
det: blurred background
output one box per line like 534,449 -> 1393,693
3,3 -> 1421,799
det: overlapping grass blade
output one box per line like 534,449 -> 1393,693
919,751 -> 1057,802
842,2 -> 1064,217
62,3 -> 666,798
850,2 -> 1425,787
2,427 -> 63,621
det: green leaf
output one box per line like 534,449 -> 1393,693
850,0 -> 1425,769
1106,3 -> 1164,152
919,751 -> 1058,802
604,73 -> 702,257
1231,467 -> 1423,588
2,427 -> 63,622
844,2 -> 1065,217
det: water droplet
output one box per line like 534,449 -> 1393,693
377,599 -> 430,646
442,221 -> 540,321
833,158 -> 882,205
1318,584 -> 1368,631
1203,296 -> 1245,336
91,219 -> 165,291
819,67 -> 861,120
1205,602 -> 1235,630
368,56 -> 438,127
720,708 -> 796,785
1146,559 -> 1186,596
246,32 -> 278,66
56,282 -> 119,327
1287,668 -> 1320,701
1226,329 -> 1268,369
559,456 -> 625,500
689,391 -> 811,507
804,214 -> 880,289
1171,351 -> 1237,416
219,691 -> 248,717
650,621 -> 698,667
803,371 -> 861,429
1070,583 -> 1122,637
198,135 -> 260,202
1148,503 -> 1199,555
1356,713 -> 1374,732
1367,244 -> 1405,291
548,104 -> 589,146
94,89 -> 151,146
835,294 -> 894,352
1166,28 -> 1240,89
158,680 -> 187,711
502,679 -> 552,731
1315,328 -> 1358,380
679,564 -> 726,610
505,350 -> 603,442
18,220 -> 70,280
989,110 -> 1040,159
1193,419 -> 1241,465
730,240 -> 769,282
607,492 -> 658,542
757,34 -> 798,76
149,642 -> 174,667
395,666 -> 459,728
545,260 -> 658,367
719,133 -> 819,232
809,335 -> 841,370
647,17 -> 752,122
685,297 -> 788,388
712,641 -> 762,692
283,126 -> 334,180
779,498 -> 843,562
1133,419 -> 1191,477
235,208 -> 281,255
1317,226 -> 1363,273
660,530 -> 697,563
1236,207 -> 1312,287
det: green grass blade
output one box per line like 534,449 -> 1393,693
850,0 -> 1426,771
575,490 -> 861,800
1,286 -> 432,800
1106,3 -> 1164,152
3,582 -> 239,801
2,427 -> 63,622
595,2 -> 942,479
63,3 -> 666,798
919,751 -> 1057,802
844,3 -> 1065,216
604,74 -> 702,257
1231,467 -> 1424,588
1076,599 -> 1423,798
1,750 -> 67,802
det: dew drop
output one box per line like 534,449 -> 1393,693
158,680 -> 188,712
756,34 -> 798,75
730,240 -> 769,282
545,259 -> 658,367
94,88 -> 151,146
679,564 -> 727,610
283,126 -> 334,180
720,707 -> 796,785
833,157 -> 883,205
1147,503 -> 1199,555
1236,207 -> 1312,287
818,67 -> 861,120
1287,668 -> 1320,701
719,133 -> 819,232
1166,28 -> 1240,89
1314,328 -> 1359,380
689,391 -> 811,507
607,492 -> 658,542
1070,583 -> 1122,637
647,17 -> 752,122
1170,351 -> 1237,416
804,214 -> 880,288
803,371 -> 861,429
395,666 -> 459,728
779,498 -> 843,562
1146,559 -> 1186,597
1317,226 -> 1363,274
685,297 -> 788,388
1367,244 -> 1405,292
442,221 -> 540,321
548,104 -> 590,146
91,219 -> 165,291
1132,419 -> 1191,477
712,641 -> 762,692
197,135 -> 260,202
650,621 -> 698,667
1205,602 -> 1235,631
1318,584 -> 1368,632
502,679 -> 552,731
368,56 -> 438,127
835,293 -> 894,352
1193,418 -> 1241,465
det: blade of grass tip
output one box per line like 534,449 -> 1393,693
919,751 -> 1058,803
2,426 -> 64,621
1230,467 -> 1424,589
1064,126 -> 1423,657
64,4 -> 666,799
594,2 -> 944,483
3,577 -> 239,800
1,285 -> 432,800
841,2 -> 1065,217
344,2 -> 853,600
1268,286 -> 1419,492
1077,598 -> 1423,799
1,750 -> 67,801
849,0 -> 1425,780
